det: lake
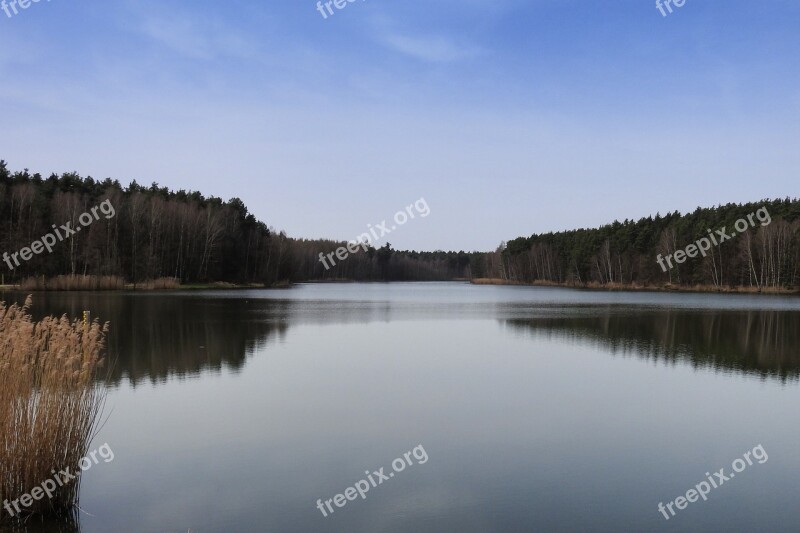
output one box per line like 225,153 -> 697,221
2,282 -> 800,532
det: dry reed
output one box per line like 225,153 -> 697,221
0,297 -> 108,519
19,275 -> 125,291
137,277 -> 181,290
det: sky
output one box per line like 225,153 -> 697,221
1,0 -> 798,251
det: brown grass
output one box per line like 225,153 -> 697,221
470,278 -> 527,285
0,297 -> 108,519
20,275 -> 125,291
137,277 -> 181,290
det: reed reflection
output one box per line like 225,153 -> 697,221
0,512 -> 80,533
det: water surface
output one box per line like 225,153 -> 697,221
2,283 -> 799,532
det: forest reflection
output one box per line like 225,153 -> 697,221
1,293 -> 291,386
100,297 -> 291,386
5,290 -> 800,386
504,307 -> 800,382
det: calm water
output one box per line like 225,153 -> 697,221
3,282 -> 800,532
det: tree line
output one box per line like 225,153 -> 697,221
0,161 -> 295,285
0,162 -> 476,285
483,199 -> 800,290
3,162 -> 797,289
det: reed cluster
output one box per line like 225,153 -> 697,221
137,277 -> 180,290
0,297 -> 108,519
19,275 -> 125,291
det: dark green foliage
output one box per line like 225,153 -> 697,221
0,161 -> 478,284
0,161 -> 291,285
5,160 -> 792,288
491,199 -> 800,289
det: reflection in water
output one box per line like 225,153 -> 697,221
4,290 -> 800,385
2,285 -> 800,532
101,297 -> 290,386
0,513 -> 80,533
2,293 -> 291,386
504,308 -> 800,381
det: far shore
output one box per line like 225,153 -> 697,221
0,281 -> 290,292
470,278 -> 799,295
1,278 -> 797,295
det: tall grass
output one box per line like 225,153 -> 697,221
0,297 -> 108,519
18,275 -> 182,291
19,275 -> 125,291
137,277 -> 181,290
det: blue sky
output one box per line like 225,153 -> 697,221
1,0 -> 798,250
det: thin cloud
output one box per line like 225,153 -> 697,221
138,8 -> 256,60
380,33 -> 484,63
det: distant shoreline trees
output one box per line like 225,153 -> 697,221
0,162 -> 474,285
0,161 -> 293,285
2,161 -> 797,290
484,199 -> 800,290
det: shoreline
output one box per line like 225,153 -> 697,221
2,278 -> 797,296
469,278 -> 799,295
0,281 -> 290,292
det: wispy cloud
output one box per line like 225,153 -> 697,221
379,33 -> 483,63
138,7 -> 256,60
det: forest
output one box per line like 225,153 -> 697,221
1,161 -> 797,290
484,198 -> 800,290
0,161 -> 474,286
